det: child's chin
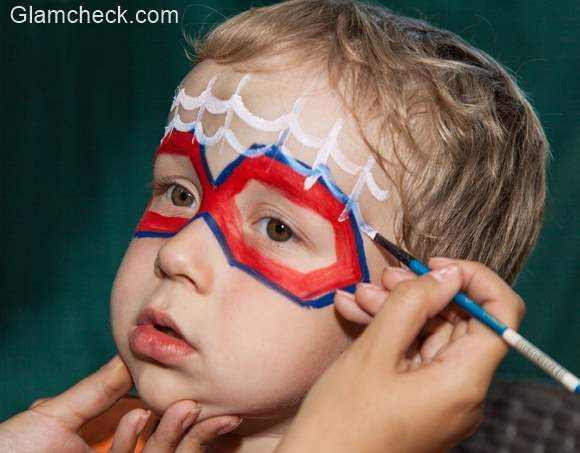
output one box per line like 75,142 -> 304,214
130,367 -> 229,420
133,374 -> 191,414
137,387 -> 233,421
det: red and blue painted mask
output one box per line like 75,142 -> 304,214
135,129 -> 369,308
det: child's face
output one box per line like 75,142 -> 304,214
110,59 -> 394,421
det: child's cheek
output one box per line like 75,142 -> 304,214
110,239 -> 160,350
218,269 -> 348,388
218,272 -> 264,341
219,269 -> 295,331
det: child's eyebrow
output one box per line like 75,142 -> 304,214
151,153 -> 203,190
152,154 -> 188,172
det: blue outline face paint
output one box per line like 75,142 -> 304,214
135,129 -> 370,308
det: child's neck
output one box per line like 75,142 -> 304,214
207,413 -> 294,453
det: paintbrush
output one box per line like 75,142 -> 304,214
360,223 -> 580,394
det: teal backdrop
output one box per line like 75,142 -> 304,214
1,0 -> 579,420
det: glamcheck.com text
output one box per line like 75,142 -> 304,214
10,5 -> 179,24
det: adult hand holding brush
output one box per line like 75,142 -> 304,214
276,259 -> 525,453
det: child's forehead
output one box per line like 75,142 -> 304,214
178,60 -> 358,160
168,59 -> 394,234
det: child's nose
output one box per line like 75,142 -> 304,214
154,218 -> 216,294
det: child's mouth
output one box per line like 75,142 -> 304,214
130,308 -> 196,365
154,324 -> 179,337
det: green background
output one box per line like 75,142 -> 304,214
1,0 -> 579,420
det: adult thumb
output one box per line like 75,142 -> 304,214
32,355 -> 133,431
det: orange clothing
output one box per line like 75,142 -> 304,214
80,397 -> 155,452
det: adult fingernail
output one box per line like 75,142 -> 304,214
136,410 -> 151,436
335,289 -> 354,299
430,264 -> 459,282
182,406 -> 200,430
217,418 -> 243,436
357,282 -> 382,292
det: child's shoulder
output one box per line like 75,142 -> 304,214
80,396 -> 153,452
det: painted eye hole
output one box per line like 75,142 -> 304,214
266,218 -> 293,242
170,185 -> 196,207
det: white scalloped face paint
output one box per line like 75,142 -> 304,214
163,73 -> 390,233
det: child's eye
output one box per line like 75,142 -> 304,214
168,185 -> 196,207
152,177 -> 199,211
257,217 -> 294,242
266,218 -> 293,242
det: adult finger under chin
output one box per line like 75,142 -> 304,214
141,400 -> 200,453
176,416 -> 242,453
29,397 -> 51,409
109,408 -> 150,453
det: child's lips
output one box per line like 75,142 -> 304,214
130,307 -> 196,365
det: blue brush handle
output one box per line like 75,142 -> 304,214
408,259 -> 580,394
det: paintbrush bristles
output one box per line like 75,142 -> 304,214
372,232 -> 415,266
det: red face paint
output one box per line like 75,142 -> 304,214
135,130 -> 369,308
